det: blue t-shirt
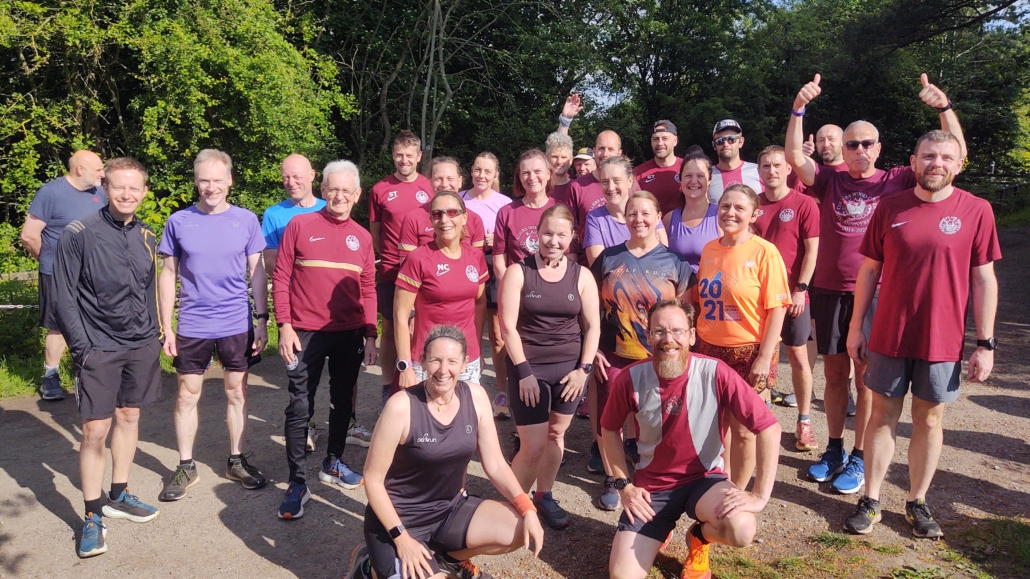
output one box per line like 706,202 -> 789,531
158,205 -> 266,339
260,198 -> 327,249
27,177 -> 107,274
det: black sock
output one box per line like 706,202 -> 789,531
798,414 -> 810,422
109,482 -> 128,500
851,448 -> 864,460
691,521 -> 709,545
828,437 -> 844,449
84,497 -> 106,516
229,453 -> 242,460
179,458 -> 194,467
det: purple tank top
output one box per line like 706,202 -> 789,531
667,203 -> 720,273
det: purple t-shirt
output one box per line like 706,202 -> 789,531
667,204 -> 720,273
583,205 -> 665,249
158,205 -> 266,339
461,190 -> 512,234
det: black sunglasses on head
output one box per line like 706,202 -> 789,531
844,139 -> 878,151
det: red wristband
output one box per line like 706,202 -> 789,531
512,493 -> 537,516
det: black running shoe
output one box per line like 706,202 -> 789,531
436,554 -> 494,579
843,496 -> 881,535
507,432 -> 520,465
906,499 -> 943,538
534,491 -> 570,529
159,462 -> 198,501
226,454 -> 267,490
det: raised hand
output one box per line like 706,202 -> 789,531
793,74 -> 821,111
919,73 -> 950,109
562,93 -> 583,119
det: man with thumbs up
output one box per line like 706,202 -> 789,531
784,73 -> 966,496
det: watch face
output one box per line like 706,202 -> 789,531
582,364 -> 594,374
614,478 -> 629,489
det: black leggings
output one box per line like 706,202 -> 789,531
505,357 -> 580,425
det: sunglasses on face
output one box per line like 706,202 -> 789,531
430,208 -> 464,220
844,139 -> 878,151
713,136 -> 742,146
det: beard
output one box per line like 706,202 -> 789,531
819,148 -> 839,163
655,349 -> 690,379
717,148 -> 737,162
916,171 -> 954,193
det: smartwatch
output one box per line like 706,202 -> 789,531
976,337 -> 997,350
388,524 -> 406,540
396,359 -> 411,372
613,478 -> 631,490
796,282 -> 809,292
577,362 -> 595,374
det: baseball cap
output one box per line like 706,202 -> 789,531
573,147 -> 594,160
653,120 -> 677,136
712,119 -> 743,136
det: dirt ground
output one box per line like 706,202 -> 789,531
1,227 -> 1028,579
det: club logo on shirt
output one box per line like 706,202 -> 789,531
756,209 -> 765,218
568,294 -> 575,301
834,191 -> 876,232
436,263 -> 450,276
674,173 -> 681,183
346,235 -> 360,250
309,236 -> 325,242
526,238 -> 540,253
644,174 -> 656,183
664,395 -> 682,415
939,216 -> 962,235
232,221 -> 240,228
744,261 -> 756,268
416,190 -> 430,203
92,196 -> 99,202
525,291 -> 542,299
779,208 -> 795,222
416,433 -> 437,443
465,425 -> 473,434
424,226 -> 433,233
465,265 -> 479,282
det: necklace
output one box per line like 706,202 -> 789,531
433,393 -> 454,411
541,254 -> 564,269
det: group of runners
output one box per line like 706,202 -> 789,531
21,73 -> 1000,579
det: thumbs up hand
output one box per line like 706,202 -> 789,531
918,73 -> 950,109
793,74 -> 821,111
802,134 -> 816,158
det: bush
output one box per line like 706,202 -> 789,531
0,277 -> 40,357
0,222 -> 36,276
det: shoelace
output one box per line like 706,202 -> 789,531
857,497 -> 878,515
171,466 -> 191,486
910,501 -> 933,521
285,483 -> 304,501
685,538 -> 708,569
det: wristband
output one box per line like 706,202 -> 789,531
515,361 -> 533,381
255,312 -> 269,320
791,106 -> 806,117
558,114 -> 573,128
936,102 -> 952,113
512,493 -> 537,516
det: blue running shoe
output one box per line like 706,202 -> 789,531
103,488 -> 160,523
808,446 -> 848,482
278,481 -> 310,519
78,512 -> 107,558
587,441 -> 604,474
832,455 -> 865,494
319,457 -> 364,489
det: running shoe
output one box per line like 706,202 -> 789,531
624,438 -> 640,465
795,421 -> 819,451
783,392 -> 798,407
534,491 -> 570,529
681,523 -> 711,579
575,396 -> 589,419
846,386 -> 857,417
159,462 -> 199,501
346,542 -> 372,579
226,454 -> 267,489
103,488 -> 159,523
436,554 -> 494,579
40,372 -> 65,401
843,495 -> 881,535
278,481 -> 310,519
492,392 -> 511,419
77,512 -> 107,558
587,441 -> 603,474
346,422 -> 373,447
769,390 -> 785,405
507,432 -> 520,465
306,418 -> 318,453
807,446 -> 848,482
906,499 -> 944,538
832,455 -> 865,494
319,457 -> 364,489
596,476 -> 619,511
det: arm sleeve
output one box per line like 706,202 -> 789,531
760,246 -> 793,309
859,203 -> 887,261
476,251 -> 489,282
971,201 -> 1003,266
27,186 -> 54,222
397,213 -> 420,254
493,206 -> 510,258
271,219 -> 299,324
583,212 -> 603,248
53,226 -> 90,360
156,215 -> 180,257
260,208 -> 280,249
467,212 -> 486,250
361,233 -> 378,337
368,186 -> 382,223
600,367 -> 638,432
245,212 -> 267,255
886,166 -> 916,188
808,163 -> 829,201
715,360 -> 779,434
799,196 -> 820,238
396,250 -> 424,293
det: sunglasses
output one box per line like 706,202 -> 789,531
713,136 -> 742,146
844,139 -> 878,151
430,208 -> 465,220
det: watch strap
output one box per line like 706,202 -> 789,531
936,102 -> 953,113
388,524 -> 406,540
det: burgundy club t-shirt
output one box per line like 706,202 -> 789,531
396,242 -> 488,360
808,164 -> 915,292
493,197 -> 557,266
860,188 -> 1001,362
634,157 -> 684,215
369,174 -> 434,282
753,190 -> 820,290
397,205 -> 487,260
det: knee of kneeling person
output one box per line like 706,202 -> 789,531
723,512 -> 758,547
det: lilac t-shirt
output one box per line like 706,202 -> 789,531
583,205 -> 665,249
158,205 -> 266,339
667,203 -> 720,273
461,190 -> 512,234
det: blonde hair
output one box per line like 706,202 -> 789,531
473,152 -> 501,192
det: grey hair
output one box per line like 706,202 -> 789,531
843,120 -> 880,142
323,160 -> 360,186
600,155 -> 634,180
194,149 -> 232,174
545,131 -> 574,154
422,324 -> 468,359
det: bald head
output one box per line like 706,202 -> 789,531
281,154 -> 316,203
816,124 -> 844,165
594,130 -> 623,167
67,150 -> 105,191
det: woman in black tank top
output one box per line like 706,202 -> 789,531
358,325 -> 544,579
498,205 -> 601,530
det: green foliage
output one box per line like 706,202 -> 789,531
0,223 -> 35,275
0,277 -> 39,356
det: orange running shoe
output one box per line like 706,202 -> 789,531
795,420 -> 819,451
681,523 -> 712,579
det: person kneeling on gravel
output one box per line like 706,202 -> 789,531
602,299 -> 781,579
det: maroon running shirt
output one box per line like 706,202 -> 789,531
552,180 -> 573,207
369,174 -> 434,282
754,190 -> 820,290
397,205 -> 487,261
493,197 -> 557,266
860,188 -> 1000,361
807,164 -> 915,291
567,174 -> 606,234
634,157 -> 684,215
397,242 -> 488,360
